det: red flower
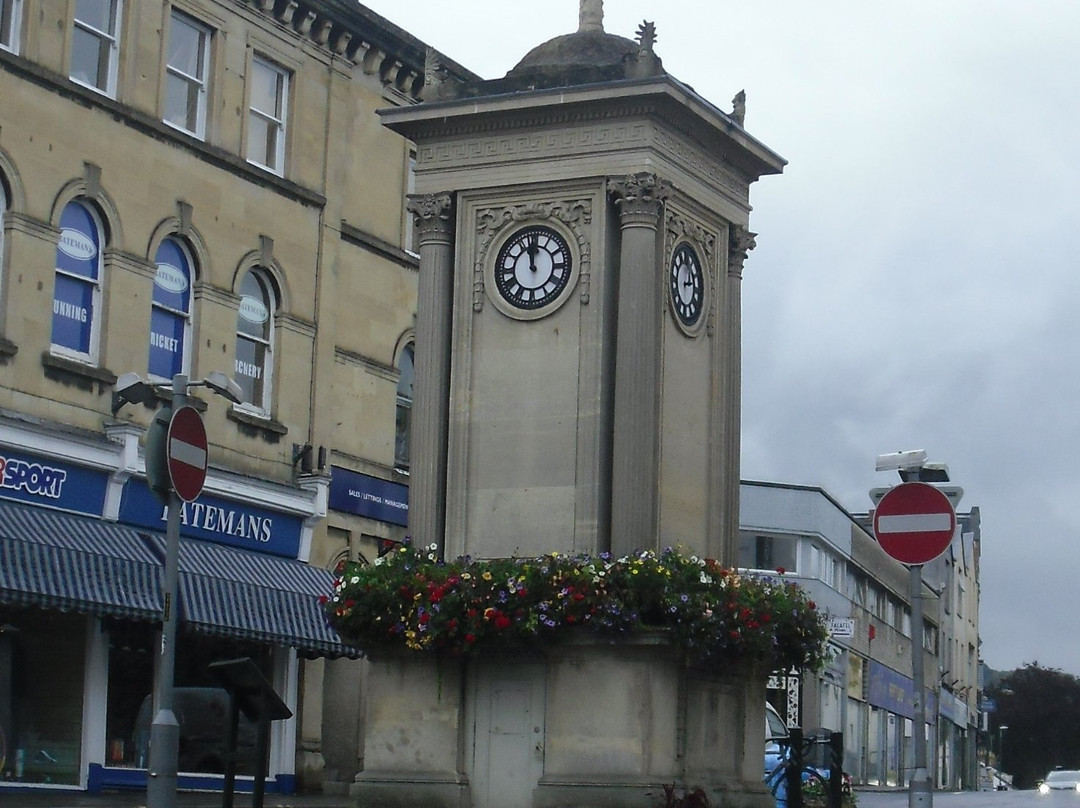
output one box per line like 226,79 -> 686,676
494,613 -> 512,630
419,612 -> 430,625
776,567 -> 786,575
317,595 -> 328,604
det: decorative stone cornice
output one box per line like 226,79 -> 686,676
608,172 -> 670,226
407,192 -> 455,245
728,226 -> 757,279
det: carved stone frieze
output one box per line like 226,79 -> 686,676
474,199 -> 593,310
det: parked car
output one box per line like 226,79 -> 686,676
1039,768 -> 1080,794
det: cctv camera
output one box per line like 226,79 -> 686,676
875,449 -> 928,472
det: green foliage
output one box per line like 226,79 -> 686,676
323,543 -> 829,671
801,777 -> 857,808
987,663 -> 1080,789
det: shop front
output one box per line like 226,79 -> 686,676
0,432 -> 353,794
865,661 -> 936,788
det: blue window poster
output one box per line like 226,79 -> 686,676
52,201 -> 100,355
149,238 -> 191,379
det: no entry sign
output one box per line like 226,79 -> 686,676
167,406 -> 208,502
873,482 -> 956,565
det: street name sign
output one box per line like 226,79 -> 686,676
167,406 -> 208,502
873,481 -> 956,565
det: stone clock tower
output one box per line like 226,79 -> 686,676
357,6 -> 786,808
383,7 -> 782,566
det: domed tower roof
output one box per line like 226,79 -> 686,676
466,0 -> 663,95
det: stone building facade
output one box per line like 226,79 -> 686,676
0,0 -> 473,793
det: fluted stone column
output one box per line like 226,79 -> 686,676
722,226 -> 755,563
608,173 -> 669,556
405,192 -> 455,552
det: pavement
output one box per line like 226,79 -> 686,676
0,790 -> 355,808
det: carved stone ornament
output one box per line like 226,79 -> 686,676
665,211 -> 718,337
407,192 -> 454,242
607,172 -> 670,225
475,199 -> 593,312
728,225 -> 757,279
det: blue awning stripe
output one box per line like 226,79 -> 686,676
0,502 -> 162,620
142,533 -> 357,658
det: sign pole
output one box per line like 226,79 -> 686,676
909,563 -> 930,808
147,373 -> 188,808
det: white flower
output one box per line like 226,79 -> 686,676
700,573 -> 713,585
374,556 -> 385,566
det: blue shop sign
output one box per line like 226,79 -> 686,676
329,467 -> 408,526
148,238 -> 192,380
0,447 -> 109,517
867,661 -> 936,722
119,479 -> 302,558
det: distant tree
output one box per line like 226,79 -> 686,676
987,663 -> 1080,788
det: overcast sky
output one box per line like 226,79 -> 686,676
360,0 -> 1080,676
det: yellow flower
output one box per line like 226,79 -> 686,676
482,571 -> 493,581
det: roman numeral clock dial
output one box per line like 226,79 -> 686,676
669,243 -> 704,330
494,225 -> 573,311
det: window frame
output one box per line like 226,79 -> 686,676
70,0 -> 123,97
51,199 -> 105,365
148,235 -> 195,381
394,342 -> 414,473
234,268 -> 276,416
246,54 -> 289,175
163,9 -> 211,139
1,0 -> 23,55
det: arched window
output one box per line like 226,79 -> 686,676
148,236 -> 194,380
52,199 -> 104,362
234,268 -> 276,414
395,343 -> 414,472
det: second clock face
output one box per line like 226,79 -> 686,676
669,243 -> 704,329
494,225 -> 573,311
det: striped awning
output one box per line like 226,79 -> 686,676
0,501 -> 162,620
142,532 -> 359,659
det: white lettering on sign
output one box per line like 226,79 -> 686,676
168,501 -> 273,543
876,513 -> 953,533
239,295 -> 269,324
154,262 -> 189,294
58,228 -> 97,260
347,488 -> 407,510
0,455 -> 68,499
53,299 -> 88,322
150,332 -> 180,352
235,359 -> 262,379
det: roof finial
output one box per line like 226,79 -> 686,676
579,0 -> 604,32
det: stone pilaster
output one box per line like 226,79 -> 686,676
721,226 -> 756,563
607,172 -> 670,556
405,192 -> 455,552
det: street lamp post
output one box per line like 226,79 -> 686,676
998,725 -> 1008,775
113,371 -> 242,808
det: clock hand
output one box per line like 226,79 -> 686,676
526,233 -> 540,272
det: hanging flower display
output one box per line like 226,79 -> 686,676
323,543 -> 829,671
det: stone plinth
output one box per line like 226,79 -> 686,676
350,635 -> 774,808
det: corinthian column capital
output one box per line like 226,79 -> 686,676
407,192 -> 455,243
728,225 -> 757,279
608,172 -> 670,227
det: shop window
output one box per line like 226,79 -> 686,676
108,624 -> 269,774
737,532 -> 797,573
148,236 -> 193,380
51,199 -> 104,364
164,10 -> 211,139
0,608 -> 86,785
247,56 -> 288,175
70,0 -> 122,97
395,343 -> 414,472
1,0 -> 22,54
234,268 -> 276,415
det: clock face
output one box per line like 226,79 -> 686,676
494,225 -> 573,311
669,243 -> 704,328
